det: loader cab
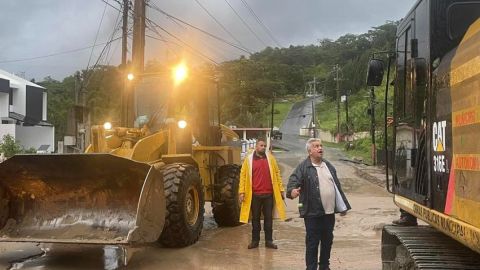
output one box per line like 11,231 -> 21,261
134,70 -> 222,155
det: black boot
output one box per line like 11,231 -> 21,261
248,241 -> 259,249
265,241 -> 278,249
392,216 -> 418,226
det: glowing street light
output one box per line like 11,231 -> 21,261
127,73 -> 135,81
173,63 -> 188,84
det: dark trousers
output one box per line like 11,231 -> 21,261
400,209 -> 417,221
304,214 -> 335,270
251,193 -> 273,242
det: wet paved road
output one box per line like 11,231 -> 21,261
0,137 -> 397,270
0,99 -> 397,269
280,97 -> 321,135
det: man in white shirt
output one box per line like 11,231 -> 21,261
287,138 -> 351,270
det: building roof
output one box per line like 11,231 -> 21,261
0,69 -> 45,89
9,112 -> 53,126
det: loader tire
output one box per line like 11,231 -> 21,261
159,163 -> 204,247
212,164 -> 241,227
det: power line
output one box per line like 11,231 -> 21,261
193,0 -> 252,53
106,0 -> 221,64
147,2 -> 252,55
223,0 -> 268,47
87,0 -> 109,70
82,13 -> 124,89
0,38 -> 122,64
146,18 -> 219,65
149,2 -> 187,31
239,0 -> 282,47
145,21 -> 181,59
148,26 -> 229,63
147,6 -> 233,62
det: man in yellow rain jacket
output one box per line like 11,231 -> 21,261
239,138 -> 286,249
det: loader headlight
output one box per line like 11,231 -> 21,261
178,120 -> 187,129
103,122 -> 113,130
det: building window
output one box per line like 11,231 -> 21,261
9,88 -> 13,105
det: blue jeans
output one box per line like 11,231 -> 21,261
304,214 -> 335,270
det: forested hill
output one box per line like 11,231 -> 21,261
40,21 -> 397,142
218,21 -> 396,126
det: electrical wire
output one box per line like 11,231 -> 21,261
104,0 -> 221,64
147,8 -> 233,63
82,11 -> 124,89
147,2 -> 251,55
145,21 -> 180,58
146,18 -> 219,65
239,0 -> 282,47
223,0 -> 268,47
0,39 -> 122,64
192,0 -> 252,53
86,0 -> 109,70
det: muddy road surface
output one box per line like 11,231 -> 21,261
0,135 -> 397,269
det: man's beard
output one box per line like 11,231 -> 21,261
256,150 -> 266,156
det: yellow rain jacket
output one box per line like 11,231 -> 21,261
239,152 -> 286,223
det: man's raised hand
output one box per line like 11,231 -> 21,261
291,187 -> 301,199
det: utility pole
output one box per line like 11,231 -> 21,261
270,92 -> 275,133
132,0 -> 145,73
129,0 -> 146,127
345,91 -> 349,134
312,76 -> 317,138
370,86 -> 376,165
335,64 -> 340,141
121,0 -> 129,127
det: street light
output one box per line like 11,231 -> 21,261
127,73 -> 135,81
173,63 -> 188,85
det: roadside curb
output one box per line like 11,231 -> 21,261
351,164 -> 386,188
271,142 -> 290,152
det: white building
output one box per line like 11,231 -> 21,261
0,69 -> 54,153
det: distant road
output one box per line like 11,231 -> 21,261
280,97 -> 322,135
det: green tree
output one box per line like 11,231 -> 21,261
0,134 -> 23,157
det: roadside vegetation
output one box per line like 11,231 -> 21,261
0,134 -> 36,157
38,21 -> 397,157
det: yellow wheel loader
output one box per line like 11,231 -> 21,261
0,65 -> 242,248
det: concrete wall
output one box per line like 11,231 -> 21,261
0,124 -> 16,140
299,128 -> 370,144
0,92 -> 8,118
15,125 -> 54,152
42,92 -> 47,121
318,129 -> 336,143
11,86 -> 26,116
299,128 -> 336,143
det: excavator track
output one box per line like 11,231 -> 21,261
382,225 -> 480,270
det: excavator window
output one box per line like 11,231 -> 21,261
447,2 -> 480,40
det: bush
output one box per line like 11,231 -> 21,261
0,134 -> 23,158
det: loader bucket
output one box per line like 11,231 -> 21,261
0,154 -> 165,245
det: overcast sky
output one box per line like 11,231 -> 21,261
0,0 -> 416,81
